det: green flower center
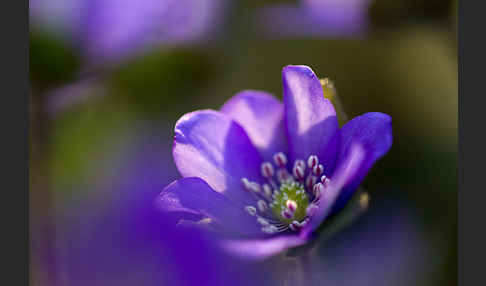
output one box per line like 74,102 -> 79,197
271,182 -> 309,224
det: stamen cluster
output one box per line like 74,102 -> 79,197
242,152 -> 330,234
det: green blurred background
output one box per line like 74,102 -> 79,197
30,0 -> 457,285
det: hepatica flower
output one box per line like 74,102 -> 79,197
158,65 -> 392,259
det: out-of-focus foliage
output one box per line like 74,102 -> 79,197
30,30 -> 81,92
107,49 -> 216,115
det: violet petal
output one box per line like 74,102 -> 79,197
282,65 -> 339,170
332,112 -> 393,212
173,109 -> 263,205
157,177 -> 262,237
221,90 -> 287,161
221,235 -> 307,260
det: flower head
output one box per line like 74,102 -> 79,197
158,65 -> 393,259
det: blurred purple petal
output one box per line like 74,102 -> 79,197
283,65 -> 339,171
173,110 -> 264,205
42,123 -> 268,286
258,0 -> 370,38
332,112 -> 393,211
29,0 -> 85,37
156,177 -> 262,237
46,78 -> 105,116
30,0 -> 226,62
222,235 -> 307,260
221,90 -> 287,161
81,0 -> 167,61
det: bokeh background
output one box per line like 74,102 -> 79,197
29,0 -> 457,285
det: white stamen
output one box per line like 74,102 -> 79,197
321,175 -> 330,185
277,169 -> 291,183
257,200 -> 268,212
273,152 -> 287,167
286,200 -> 297,212
289,220 -> 301,231
245,206 -> 257,216
294,160 -> 306,171
313,164 -> 324,176
261,162 -> 274,178
313,183 -> 324,198
300,218 -> 309,228
241,178 -> 251,190
250,182 -> 261,193
305,175 -> 317,190
307,155 -> 319,169
282,209 -> 293,219
306,204 -> 318,217
292,165 -> 305,180
263,184 -> 272,198
262,225 -> 278,234
257,217 -> 270,226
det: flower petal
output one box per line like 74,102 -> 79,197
173,109 -> 263,205
221,90 -> 287,161
332,112 -> 393,211
157,177 -> 262,237
221,235 -> 307,260
282,65 -> 339,171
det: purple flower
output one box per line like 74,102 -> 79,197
257,0 -> 370,37
30,0 -> 226,62
157,65 -> 393,259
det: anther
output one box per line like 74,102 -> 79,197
313,183 -> 324,198
257,217 -> 270,226
273,152 -> 287,168
272,191 -> 280,200
306,204 -> 318,217
306,175 -> 317,190
261,162 -> 274,178
289,220 -> 301,231
292,165 -> 305,180
282,209 -> 293,219
300,218 -> 309,228
250,182 -> 261,193
263,184 -> 273,198
245,206 -> 257,216
294,160 -> 306,171
262,225 -> 278,234
277,169 -> 291,183
313,164 -> 324,176
321,175 -> 330,185
286,200 -> 298,212
307,155 -> 319,169
241,178 -> 251,190
257,200 -> 268,212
